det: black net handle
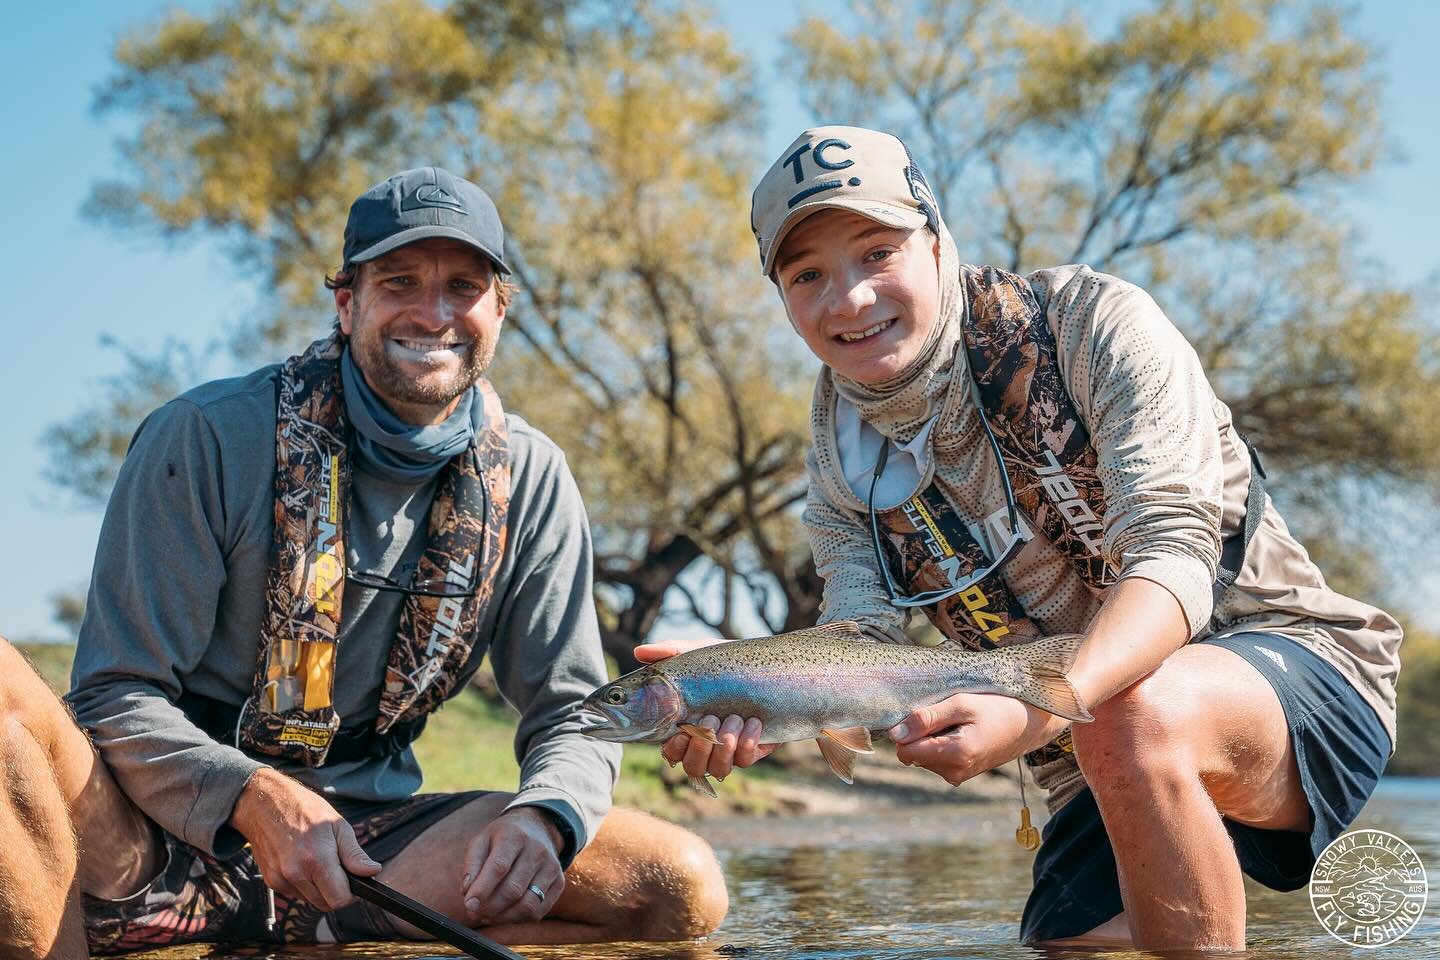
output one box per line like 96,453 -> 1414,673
348,872 -> 531,960
1213,436 -> 1267,605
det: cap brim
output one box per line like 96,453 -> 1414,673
349,225 -> 511,275
761,198 -> 928,275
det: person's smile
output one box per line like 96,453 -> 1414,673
386,336 -> 472,364
834,317 -> 897,344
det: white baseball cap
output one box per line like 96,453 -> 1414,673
750,125 -> 940,276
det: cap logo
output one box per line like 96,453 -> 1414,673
783,137 -> 864,208
899,141 -> 940,233
402,183 -> 466,214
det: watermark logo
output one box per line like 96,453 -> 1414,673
1310,829 -> 1427,948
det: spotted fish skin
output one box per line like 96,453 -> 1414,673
581,621 -> 1092,748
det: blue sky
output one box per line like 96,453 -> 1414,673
1,1 -> 1436,641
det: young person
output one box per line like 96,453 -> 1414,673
641,127 -> 1400,950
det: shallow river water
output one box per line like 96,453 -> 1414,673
129,778 -> 1438,960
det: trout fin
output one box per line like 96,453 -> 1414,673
688,774 -> 718,798
678,723 -> 720,744
821,726 -> 874,753
816,727 -> 873,784
757,620 -> 869,643
801,620 -> 870,642
1004,634 -> 1094,723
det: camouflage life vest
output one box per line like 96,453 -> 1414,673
235,331 -> 510,766
871,267 -> 1262,768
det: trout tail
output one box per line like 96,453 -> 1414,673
1004,634 -> 1093,723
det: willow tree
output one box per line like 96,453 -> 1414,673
785,0 -> 1440,603
54,0 -> 818,666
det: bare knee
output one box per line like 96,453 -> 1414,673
0,685 -> 80,883
1072,672 -> 1199,793
0,715 -> 80,861
0,639 -> 69,752
0,639 -> 98,816
0,716 -> 71,820
657,828 -> 728,939
581,811 -> 728,940
626,824 -> 727,940
0,638 -> 156,899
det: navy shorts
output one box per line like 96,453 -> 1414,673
1020,631 -> 1391,944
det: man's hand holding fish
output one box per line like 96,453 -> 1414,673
636,639 -> 776,784
888,688 -> 1063,787
583,623 -> 1092,800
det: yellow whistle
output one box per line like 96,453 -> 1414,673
1016,806 -> 1041,851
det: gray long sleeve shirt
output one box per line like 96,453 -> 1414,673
67,364 -> 620,863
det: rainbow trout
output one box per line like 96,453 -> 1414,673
581,621 -> 1092,797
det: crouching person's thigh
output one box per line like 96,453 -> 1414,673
558,807 -> 728,941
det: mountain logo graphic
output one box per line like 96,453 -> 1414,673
1310,828 -> 1426,948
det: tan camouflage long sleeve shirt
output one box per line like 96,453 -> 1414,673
805,264 -> 1402,808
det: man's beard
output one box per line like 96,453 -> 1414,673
349,312 -> 495,410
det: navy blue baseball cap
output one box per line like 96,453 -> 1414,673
342,166 -> 511,274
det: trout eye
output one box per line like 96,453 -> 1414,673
605,689 -> 628,705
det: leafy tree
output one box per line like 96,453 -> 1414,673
49,0 -> 1437,659
48,587 -> 87,640
1389,627 -> 1440,775
60,0 -> 819,667
785,0 -> 1440,607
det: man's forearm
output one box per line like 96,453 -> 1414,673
1074,576 -> 1191,710
66,679 -> 265,856
1028,576 -> 1192,744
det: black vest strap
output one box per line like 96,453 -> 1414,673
1214,436 -> 1267,606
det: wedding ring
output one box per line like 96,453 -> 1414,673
527,883 -> 546,902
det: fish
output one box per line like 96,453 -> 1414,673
580,621 -> 1093,797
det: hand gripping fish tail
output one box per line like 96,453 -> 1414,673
998,633 -> 1093,723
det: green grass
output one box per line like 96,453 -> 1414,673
17,641 -> 74,693
16,642 -> 792,817
411,690 -> 523,789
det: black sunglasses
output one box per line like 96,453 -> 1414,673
345,568 -> 476,599
345,462 -> 488,600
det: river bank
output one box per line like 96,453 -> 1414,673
16,643 -> 1440,958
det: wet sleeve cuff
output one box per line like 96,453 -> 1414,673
183,756 -> 266,857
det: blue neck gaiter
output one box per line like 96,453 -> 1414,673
341,344 -> 475,483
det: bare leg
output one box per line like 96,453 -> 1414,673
377,795 -> 728,943
1052,643 -> 1308,951
0,638 -> 158,958
0,716 -> 84,958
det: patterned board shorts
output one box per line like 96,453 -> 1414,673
83,789 -> 490,955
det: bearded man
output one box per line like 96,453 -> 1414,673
0,168 -> 727,957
